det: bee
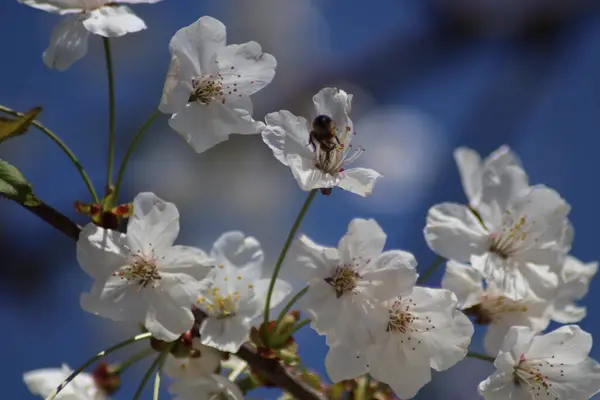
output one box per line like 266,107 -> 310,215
308,115 -> 341,153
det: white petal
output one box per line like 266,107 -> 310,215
441,260 -> 483,309
162,341 -> 221,379
543,357 -> 600,399
210,231 -> 263,277
216,41 -> 276,96
325,343 -> 368,382
361,250 -> 418,300
76,223 -> 127,280
337,168 -> 382,197
299,280 -> 344,334
484,324 -> 512,358
498,326 -> 536,362
169,98 -> 255,153
424,203 -> 489,262
23,365 -> 101,399
426,308 -> 473,371
246,278 -> 293,321
290,234 -> 339,281
338,218 -> 386,264
159,55 -> 193,114
82,5 -> 145,37
367,338 -> 432,399
169,374 -> 244,400
286,153 -> 338,191
199,317 -> 250,353
453,147 -> 482,206
552,303 -> 587,324
478,371 -> 530,400
43,16 -> 89,71
127,192 -> 179,254
145,290 -> 195,342
80,275 -> 147,321
19,0 -> 83,14
169,16 -> 226,75
261,110 -> 313,165
312,87 -> 353,144
479,165 -> 529,214
526,325 -> 592,364
159,245 -> 213,281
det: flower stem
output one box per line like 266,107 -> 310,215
133,347 -> 170,400
263,190 -> 317,342
228,360 -> 248,382
113,110 -> 160,203
44,332 -> 152,400
152,350 -> 169,400
0,105 -> 99,203
466,351 -> 495,363
113,347 -> 155,375
416,255 -> 445,285
273,286 -> 308,333
102,37 -> 116,194
287,318 -> 311,337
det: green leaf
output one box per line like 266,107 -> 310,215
0,159 -> 36,203
0,107 -> 41,143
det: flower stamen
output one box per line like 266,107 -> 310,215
324,266 -> 360,298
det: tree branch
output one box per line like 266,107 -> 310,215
11,198 -> 325,400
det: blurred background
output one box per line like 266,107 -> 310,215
3,0 -> 600,398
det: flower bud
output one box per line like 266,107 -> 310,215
92,362 -> 120,395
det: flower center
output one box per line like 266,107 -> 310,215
514,357 -> 559,399
465,293 -> 529,324
114,255 -> 161,290
197,287 -> 241,319
489,215 -> 530,259
385,297 -> 435,334
324,266 -> 360,298
189,74 -> 224,105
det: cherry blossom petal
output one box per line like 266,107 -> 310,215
338,218 -> 386,264
163,340 -> 221,379
361,250 -> 418,301
145,289 -> 195,342
43,15 -> 90,71
290,234 -> 339,281
216,41 -> 277,97
77,224 -> 128,280
168,16 -> 226,75
210,231 -> 264,278
441,261 -> 483,309
479,165 -> 529,215
199,316 -> 250,353
19,0 -> 85,14
169,374 -> 244,400
82,5 -> 145,37
261,110 -> 313,164
286,153 -> 338,191
454,147 -> 482,206
80,275 -> 147,321
312,87 -> 353,145
478,372 -> 531,400
127,192 -> 179,255
159,55 -> 194,114
158,245 -> 213,280
325,344 -> 368,382
526,325 -> 592,364
337,167 -> 382,197
424,203 -> 489,262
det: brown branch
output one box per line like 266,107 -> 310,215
12,198 -> 325,400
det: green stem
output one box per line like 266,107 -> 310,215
44,332 -> 152,400
466,351 -> 495,363
263,190 -> 317,341
132,350 -> 167,400
287,319 -> 310,337
113,110 -> 160,203
0,105 -> 99,203
274,286 -> 308,333
416,255 -> 445,285
152,350 -> 169,400
113,347 -> 155,375
103,37 -> 116,193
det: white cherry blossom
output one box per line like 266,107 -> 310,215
261,87 -> 382,197
292,218 -> 417,348
454,145 -> 527,213
425,185 -> 571,300
159,16 -> 276,154
196,231 -> 292,353
366,287 -> 473,399
479,325 -> 600,400
19,0 -> 160,70
77,192 -> 213,342
442,261 -> 551,356
163,338 -> 222,380
169,374 -> 243,400
551,255 -> 598,323
23,364 -> 105,400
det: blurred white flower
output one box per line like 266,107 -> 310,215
77,192 -> 213,342
160,16 -> 276,154
292,218 -> 417,348
196,231 -> 292,353
261,87 -> 381,196
425,185 -> 571,300
479,325 -> 600,400
19,0 -> 160,70
366,287 -> 473,399
163,338 -> 222,380
169,374 -> 243,400
23,364 -> 105,400
551,255 -> 598,323
442,261 -> 551,356
454,145 -> 527,213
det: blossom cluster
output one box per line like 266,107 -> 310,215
11,1 -> 600,400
